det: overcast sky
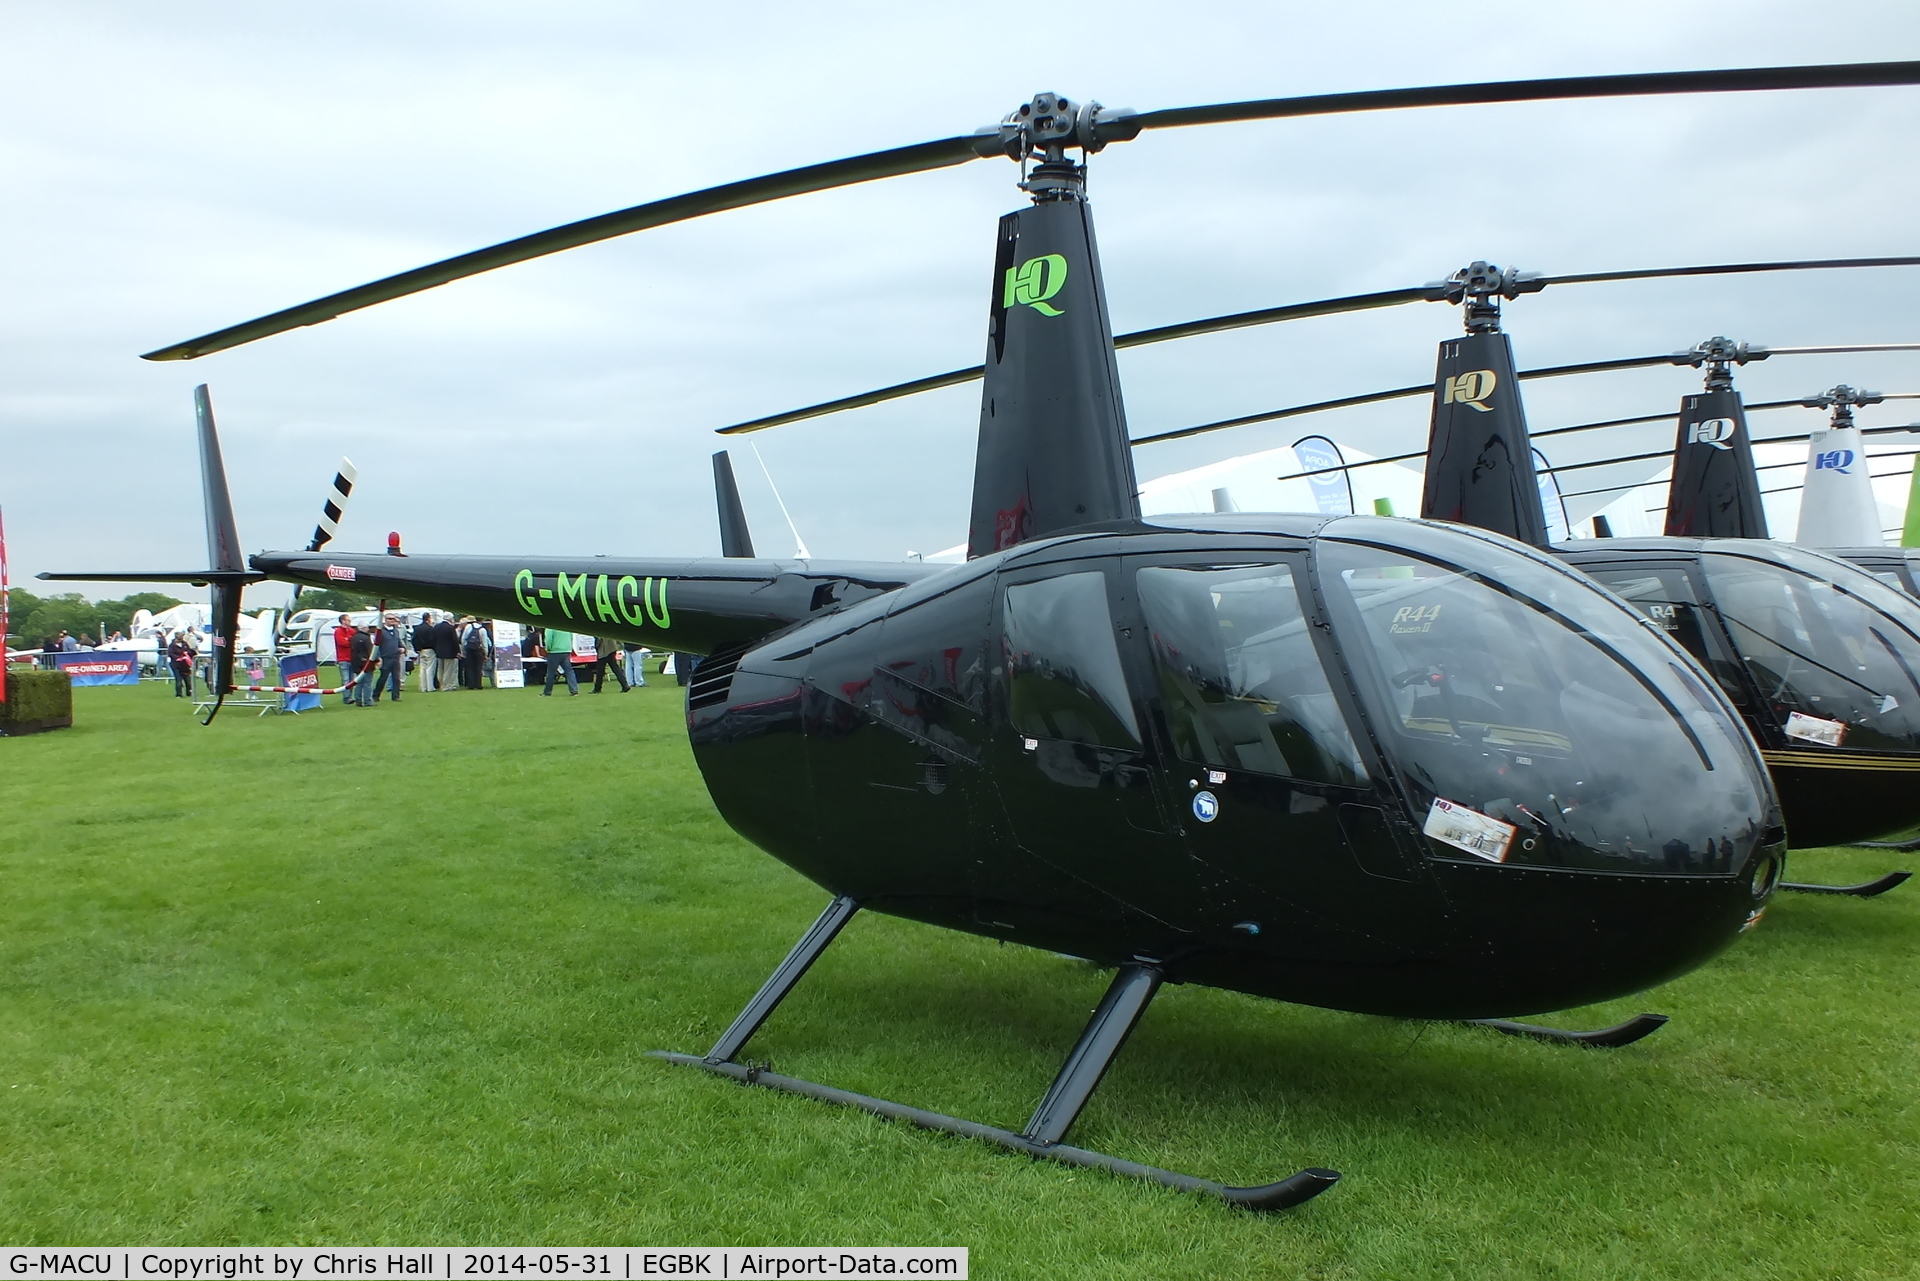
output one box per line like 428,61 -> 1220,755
6,2 -> 1920,605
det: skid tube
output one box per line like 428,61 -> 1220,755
1781,870 -> 1912,897
653,895 -> 1339,1211
1462,1012 -> 1669,1048
651,1052 -> 1339,1211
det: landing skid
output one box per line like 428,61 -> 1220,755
1781,870 -> 1912,897
1463,1012 -> 1669,1048
652,1054 -> 1339,1210
653,896 -> 1339,1211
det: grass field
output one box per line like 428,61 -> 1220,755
2,678 -> 1917,1277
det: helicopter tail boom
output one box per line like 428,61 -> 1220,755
249,549 -> 934,657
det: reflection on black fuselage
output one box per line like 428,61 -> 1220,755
691,517 -> 1781,1020
1559,537 -> 1920,849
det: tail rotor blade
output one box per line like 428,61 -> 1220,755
308,459 -> 359,552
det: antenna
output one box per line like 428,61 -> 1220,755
749,442 -> 812,559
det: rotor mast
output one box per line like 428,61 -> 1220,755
1663,338 -> 1771,539
1418,260 -> 1553,547
1428,260 -> 1546,335
965,94 -> 1142,558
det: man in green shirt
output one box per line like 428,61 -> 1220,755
542,627 -> 579,696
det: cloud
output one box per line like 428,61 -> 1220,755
5,0 -> 1920,604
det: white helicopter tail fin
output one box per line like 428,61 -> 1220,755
1796,387 -> 1886,548
1796,423 -> 1884,547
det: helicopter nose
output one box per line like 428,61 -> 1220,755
1423,837 -> 1783,1019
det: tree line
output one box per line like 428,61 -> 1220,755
5,589 -> 183,646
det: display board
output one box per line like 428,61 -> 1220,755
493,621 -> 524,689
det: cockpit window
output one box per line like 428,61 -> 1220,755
1701,551 -> 1920,752
1003,571 -> 1140,749
1316,535 -> 1766,876
1581,566 -> 1749,706
1136,563 -> 1367,786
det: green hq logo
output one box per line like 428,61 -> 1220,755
1004,253 -> 1068,316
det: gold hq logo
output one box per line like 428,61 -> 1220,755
1004,253 -> 1068,316
1441,369 -> 1497,412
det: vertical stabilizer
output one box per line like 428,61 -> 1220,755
193,385 -> 245,721
712,451 -> 757,559
968,173 -> 1138,558
1796,386 -> 1886,547
1420,330 -> 1550,547
195,385 -> 244,574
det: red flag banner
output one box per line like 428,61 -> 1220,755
1,504 -> 10,709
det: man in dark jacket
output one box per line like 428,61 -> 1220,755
370,615 -> 404,702
591,633 -> 629,693
431,614 -> 459,691
411,614 -> 437,692
346,625 -> 375,705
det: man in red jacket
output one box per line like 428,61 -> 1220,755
331,614 -> 358,687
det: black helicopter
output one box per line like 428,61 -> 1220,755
1355,272 -> 1920,861
1319,301 -> 1920,864
777,258 -> 1920,867
52,62 -> 1920,1209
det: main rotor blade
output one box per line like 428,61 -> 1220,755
1293,424 -> 1920,502
1547,258 -> 1920,288
722,265 -> 1920,435
144,61 -> 1920,364
1130,354 -> 1692,446
1134,360 -> 1920,448
1533,391 -> 1920,444
716,285 -> 1436,435
142,136 -> 983,362
1127,62 -> 1920,132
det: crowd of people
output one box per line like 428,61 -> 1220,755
328,611 -> 654,704
36,627 -> 130,657
27,607 -> 678,706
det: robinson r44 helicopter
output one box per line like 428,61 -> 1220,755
52,60 -> 1920,1209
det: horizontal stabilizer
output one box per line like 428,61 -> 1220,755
38,569 -> 265,584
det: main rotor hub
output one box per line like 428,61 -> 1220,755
1803,383 -> 1884,428
971,93 -> 1142,202
1425,261 -> 1546,334
1677,336 -> 1769,392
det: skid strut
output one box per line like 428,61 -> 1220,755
653,897 -> 1339,1211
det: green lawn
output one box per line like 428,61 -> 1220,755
2,679 -> 1916,1278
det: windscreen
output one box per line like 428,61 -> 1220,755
1578,565 -> 1752,709
1701,548 -> 1920,753
1316,527 -> 1767,876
